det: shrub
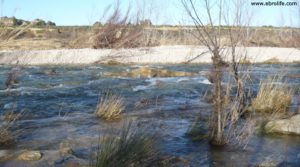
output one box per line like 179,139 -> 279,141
252,77 -> 292,113
263,57 -> 280,64
95,93 -> 125,121
0,126 -> 14,147
12,17 -> 23,26
46,21 -> 56,26
5,67 -> 20,89
4,111 -> 21,122
93,22 -> 143,49
0,111 -> 22,147
92,3 -> 145,49
92,121 -> 157,167
239,57 -> 251,64
32,19 -> 47,27
186,118 -> 208,142
93,21 -> 102,27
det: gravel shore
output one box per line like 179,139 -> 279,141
0,45 -> 299,65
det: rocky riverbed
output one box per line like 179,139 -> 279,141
0,64 -> 299,166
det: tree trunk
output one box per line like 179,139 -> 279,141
210,48 -> 225,145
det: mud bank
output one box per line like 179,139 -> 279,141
0,45 -> 299,65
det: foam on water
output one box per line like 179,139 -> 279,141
87,66 -> 103,69
132,76 -> 211,92
0,83 -> 71,94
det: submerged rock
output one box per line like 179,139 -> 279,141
59,141 -> 74,156
46,69 -> 59,76
157,156 -> 189,166
257,155 -> 284,167
106,60 -> 123,65
17,151 -> 42,161
54,155 -> 87,167
0,150 -> 11,161
104,67 -> 195,78
265,114 -> 300,135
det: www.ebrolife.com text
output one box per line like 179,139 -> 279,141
251,1 -> 297,6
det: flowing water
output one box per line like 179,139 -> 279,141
0,64 -> 299,166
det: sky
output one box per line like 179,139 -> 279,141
1,0 -> 299,27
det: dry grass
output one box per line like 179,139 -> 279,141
0,21 -> 22,148
0,27 -> 299,50
134,98 -> 152,109
292,61 -> 300,64
226,117 -> 256,148
3,111 -> 22,122
0,38 -> 66,50
93,25 -> 144,49
252,77 -> 292,113
187,117 -> 209,142
95,93 -> 125,121
92,3 -> 145,49
92,121 -> 157,167
239,57 -> 251,64
5,67 -> 20,89
0,127 -> 14,147
263,57 -> 280,64
0,111 -> 23,148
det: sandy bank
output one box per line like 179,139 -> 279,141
0,45 -> 299,65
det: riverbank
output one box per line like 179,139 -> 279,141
0,45 -> 299,65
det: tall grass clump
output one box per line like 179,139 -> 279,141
5,67 -> 20,89
186,117 -> 209,142
0,110 -> 23,148
92,121 -> 157,167
262,57 -> 280,64
252,76 -> 292,113
95,92 -> 125,121
0,126 -> 14,147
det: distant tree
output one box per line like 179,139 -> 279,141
262,25 -> 274,29
32,19 -> 47,27
93,21 -> 102,27
0,16 -> 15,26
140,19 -> 152,26
11,17 -> 17,26
46,21 -> 56,26
14,18 -> 24,26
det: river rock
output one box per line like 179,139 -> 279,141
104,67 -> 194,78
0,150 -> 11,161
59,141 -> 73,156
257,155 -> 284,167
106,60 -> 122,65
158,156 -> 189,166
55,155 -> 87,167
17,151 -> 42,161
265,114 -> 300,135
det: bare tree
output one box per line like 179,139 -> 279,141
182,0 -> 252,145
92,1 -> 148,49
182,0 -> 227,145
223,0 -> 253,119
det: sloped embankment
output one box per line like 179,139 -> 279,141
0,45 -> 300,65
